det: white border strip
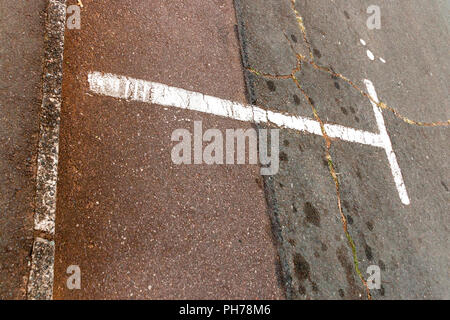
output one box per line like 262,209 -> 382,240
34,0 -> 67,234
28,0 -> 67,300
88,71 -> 410,205
27,238 -> 55,300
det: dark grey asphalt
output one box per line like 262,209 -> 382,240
0,0 -> 46,299
235,0 -> 449,299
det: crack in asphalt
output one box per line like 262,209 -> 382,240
254,0 -> 450,128
247,0 -> 373,297
248,39 -> 373,298
245,0 -> 449,299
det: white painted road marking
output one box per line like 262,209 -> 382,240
88,71 -> 411,205
364,79 -> 410,205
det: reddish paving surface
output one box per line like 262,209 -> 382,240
53,0 -> 283,299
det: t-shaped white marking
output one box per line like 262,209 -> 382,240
88,71 -> 410,205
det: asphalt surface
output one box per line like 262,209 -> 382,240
236,0 -> 449,299
0,0 -> 448,300
52,0 -> 283,299
0,0 -> 46,299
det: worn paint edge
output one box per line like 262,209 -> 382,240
88,71 -> 386,149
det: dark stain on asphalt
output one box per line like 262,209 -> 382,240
298,284 -> 306,295
313,48 -> 322,59
266,80 -> 276,91
341,107 -> 348,115
334,81 -> 340,90
342,200 -> 360,217
349,106 -> 356,114
292,203 -> 298,213
355,116 -> 360,122
293,252 -> 310,281
364,243 -> 373,261
344,11 -> 350,19
293,94 -> 300,105
336,246 -> 363,299
279,151 -> 288,162
360,234 -> 374,261
347,215 -> 354,225
356,168 -> 362,180
321,242 -> 328,252
366,221 -> 374,231
364,244 -> 373,261
339,288 -> 345,297
291,34 -> 298,43
283,139 -> 290,147
304,202 -> 321,227
311,281 -> 319,293
378,259 -> 386,271
441,181 -> 448,191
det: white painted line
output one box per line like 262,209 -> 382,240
379,57 -> 386,63
364,79 -> 410,205
367,50 -> 375,61
360,39 -> 367,46
88,71 -> 410,205
88,72 -> 384,148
